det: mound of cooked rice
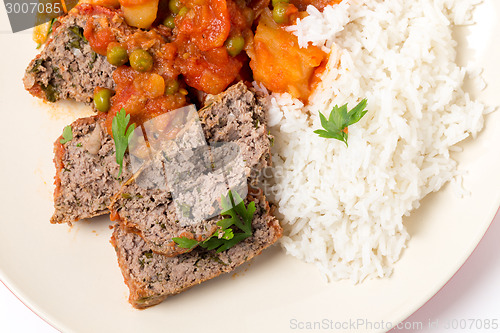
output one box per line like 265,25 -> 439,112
258,0 -> 492,282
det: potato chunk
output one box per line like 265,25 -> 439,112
248,9 -> 326,100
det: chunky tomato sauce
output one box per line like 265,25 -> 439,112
172,0 -> 251,94
105,66 -> 187,132
84,19 -> 117,55
82,0 -> 336,132
82,0 -> 253,132
80,4 -> 120,54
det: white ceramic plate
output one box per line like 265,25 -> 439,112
1,2 -> 499,333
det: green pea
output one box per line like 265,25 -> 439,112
106,45 -> 128,67
273,3 -> 289,24
163,15 -> 175,29
165,80 -> 180,95
272,0 -> 289,6
169,0 -> 182,14
225,35 -> 245,57
93,88 -> 113,112
178,6 -> 189,17
129,49 -> 154,72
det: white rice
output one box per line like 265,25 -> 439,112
259,0 -> 492,282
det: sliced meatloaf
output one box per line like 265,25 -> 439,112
109,82 -> 274,256
111,192 -> 282,309
109,156 -> 221,257
52,115 -> 132,224
23,4 -> 131,103
199,82 -> 272,179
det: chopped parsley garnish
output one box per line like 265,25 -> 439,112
173,190 -> 255,253
112,108 -> 136,177
171,237 -> 198,250
60,125 -> 73,144
314,99 -> 368,146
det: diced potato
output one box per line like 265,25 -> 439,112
133,73 -> 166,98
248,9 -> 326,100
120,0 -> 159,29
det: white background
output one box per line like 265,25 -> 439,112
1,210 -> 499,333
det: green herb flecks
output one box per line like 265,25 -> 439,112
60,125 -> 73,144
112,108 -> 136,177
172,191 -> 255,253
41,83 -> 59,102
89,51 -> 98,69
30,59 -> 43,73
314,99 -> 368,146
66,25 -> 87,50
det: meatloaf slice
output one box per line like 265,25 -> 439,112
199,82 -> 272,180
109,82 -> 274,256
52,115 -> 132,224
109,154 -> 221,257
23,4 -> 131,103
111,193 -> 282,309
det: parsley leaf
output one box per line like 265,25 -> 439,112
219,190 -> 255,235
60,125 -> 73,144
172,190 -> 255,253
313,99 -> 368,146
112,108 -> 136,177
171,237 -> 198,250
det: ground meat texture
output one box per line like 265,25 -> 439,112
108,82 -> 274,256
51,116 -> 132,224
109,156 -> 221,257
111,192 -> 282,309
199,82 -> 273,180
23,4 -> 131,103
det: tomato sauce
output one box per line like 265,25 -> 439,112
53,139 -> 65,199
105,65 -> 187,133
172,0 -> 251,94
82,0 -> 254,133
81,0 -> 338,132
84,18 -> 117,55
175,0 -> 231,51
79,3 -> 121,55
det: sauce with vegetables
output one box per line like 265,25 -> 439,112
79,0 -> 333,131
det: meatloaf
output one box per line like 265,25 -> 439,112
199,82 -> 272,180
109,82 -> 273,256
52,115 -> 132,224
111,191 -> 282,309
23,4 -> 130,103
